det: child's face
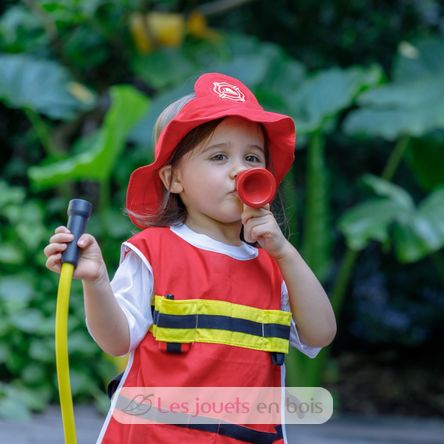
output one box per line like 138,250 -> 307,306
172,116 -> 266,225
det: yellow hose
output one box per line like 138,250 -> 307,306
56,262 -> 77,444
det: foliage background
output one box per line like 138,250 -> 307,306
1,0 -> 444,420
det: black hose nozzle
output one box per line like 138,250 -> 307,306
61,199 -> 93,267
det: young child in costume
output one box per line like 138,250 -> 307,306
44,73 -> 336,443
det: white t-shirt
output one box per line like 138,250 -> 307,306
90,224 -> 321,358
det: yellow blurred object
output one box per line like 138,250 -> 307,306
187,11 -> 219,40
129,12 -> 153,53
148,12 -> 185,47
129,11 -> 185,53
129,10 -> 220,54
67,82 -> 95,104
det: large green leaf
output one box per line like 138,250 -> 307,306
0,54 -> 95,120
28,85 -> 149,189
288,65 -> 383,135
132,47 -> 198,90
338,199 -> 401,250
343,75 -> 444,140
344,37 -> 444,140
338,176 -> 444,262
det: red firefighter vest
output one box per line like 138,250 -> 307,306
99,226 -> 291,443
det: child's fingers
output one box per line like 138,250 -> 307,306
77,233 -> 95,248
45,253 -> 62,273
49,232 -> 74,244
43,242 -> 68,258
241,204 -> 271,225
54,226 -> 71,234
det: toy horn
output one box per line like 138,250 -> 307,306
235,168 -> 277,208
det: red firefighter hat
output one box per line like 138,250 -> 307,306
126,72 -> 296,228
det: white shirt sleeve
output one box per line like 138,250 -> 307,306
281,281 -> 321,359
85,244 -> 154,354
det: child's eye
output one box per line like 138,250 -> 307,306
210,153 -> 227,161
245,154 -> 263,163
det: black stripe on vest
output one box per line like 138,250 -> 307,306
153,311 -> 290,340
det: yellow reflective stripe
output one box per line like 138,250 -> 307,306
151,295 -> 291,353
152,327 -> 290,353
153,295 -> 292,326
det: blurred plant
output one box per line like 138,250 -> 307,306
337,37 -> 444,320
0,181 -> 116,419
0,54 -> 96,156
28,85 -> 149,219
280,65 -> 385,387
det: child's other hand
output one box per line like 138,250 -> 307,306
241,205 -> 291,259
44,226 -> 106,282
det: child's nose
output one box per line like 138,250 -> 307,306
230,164 -> 249,179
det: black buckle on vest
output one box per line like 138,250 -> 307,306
107,372 -> 123,399
271,352 -> 285,366
156,294 -> 191,353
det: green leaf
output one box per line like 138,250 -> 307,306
15,201 -> 47,250
0,383 -> 46,417
343,104 -> 444,141
9,309 -> 46,334
261,50 -> 306,100
362,174 -> 415,211
405,133 -> 444,191
344,37 -> 444,140
133,47 -> 197,90
339,179 -> 444,262
393,188 -> 444,262
338,199 -> 401,250
0,54 -> 95,120
394,37 -> 444,83
0,392 -> 31,421
0,275 -> 34,313
70,368 -> 99,396
21,365 -> 48,385
289,65 -> 383,134
0,243 -> 25,265
0,5 -> 45,52
29,338 -> 55,363
0,181 -> 25,208
357,76 -> 443,108
28,85 -> 149,189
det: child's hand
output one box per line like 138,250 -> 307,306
44,226 -> 106,282
241,205 -> 291,259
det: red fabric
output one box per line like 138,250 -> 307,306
126,73 -> 295,229
100,227 -> 285,443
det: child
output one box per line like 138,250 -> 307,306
44,73 -> 336,443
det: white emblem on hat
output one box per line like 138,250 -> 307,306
213,82 -> 245,102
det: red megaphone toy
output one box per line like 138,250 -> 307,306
235,168 -> 277,208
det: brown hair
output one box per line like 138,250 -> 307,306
150,118 -> 225,227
